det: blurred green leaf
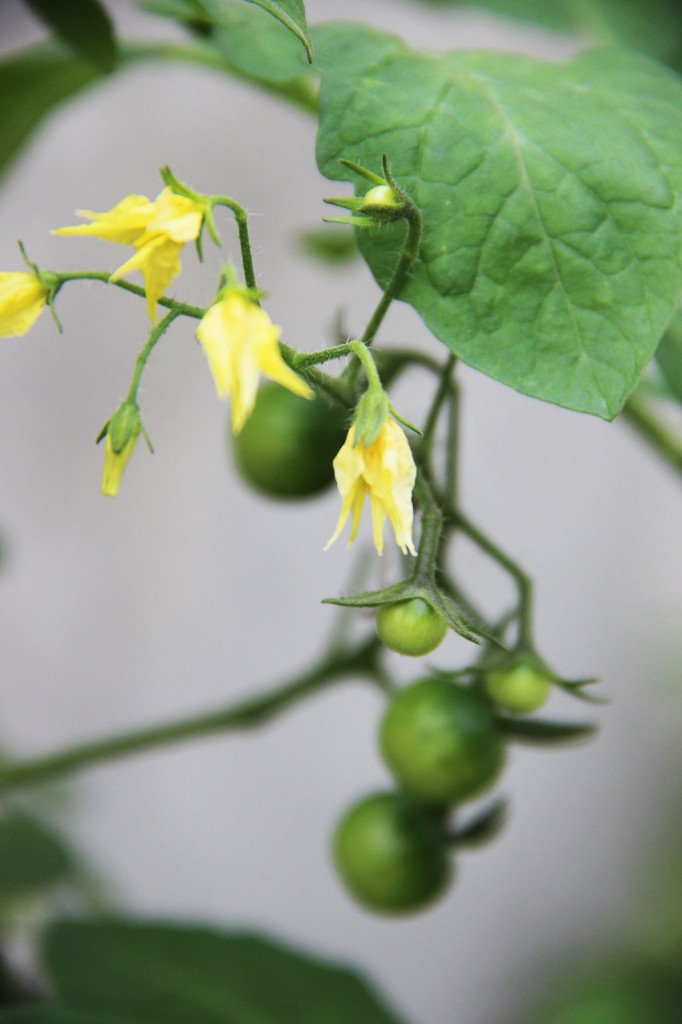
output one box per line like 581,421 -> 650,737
298,226 -> 358,264
237,0 -> 312,62
497,717 -> 597,744
23,0 -> 118,71
450,798 -> 507,847
415,0 -> 682,65
528,963 -> 682,1024
141,0 -> 312,82
43,919 -> 408,1024
0,1012 -> 114,1024
656,310 -> 682,403
0,811 -> 75,899
0,46 -> 106,182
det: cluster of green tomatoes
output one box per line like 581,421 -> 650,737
334,651 -> 550,915
230,382 -> 555,915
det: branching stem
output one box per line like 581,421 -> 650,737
0,639 -> 383,795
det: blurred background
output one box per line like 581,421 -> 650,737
0,1 -> 681,1021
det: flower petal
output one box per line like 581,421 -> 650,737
0,272 -> 48,337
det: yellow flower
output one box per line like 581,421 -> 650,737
0,271 -> 49,337
196,292 -> 313,433
325,418 -> 417,556
101,433 -> 139,497
54,187 -> 204,321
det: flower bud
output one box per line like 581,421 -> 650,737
97,401 -> 144,497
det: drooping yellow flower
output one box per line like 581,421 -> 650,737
0,271 -> 49,337
325,418 -> 417,556
54,187 -> 205,321
101,433 -> 139,497
196,292 -> 313,432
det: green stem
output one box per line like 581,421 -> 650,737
413,474 -> 444,579
622,393 -> 682,479
445,372 -> 460,509
55,272 -> 206,320
210,199 -> 257,292
449,507 -> 534,647
127,310 -> 180,403
360,205 -> 422,347
420,355 -> 456,456
349,339 -> 382,389
279,342 -> 354,407
289,342 -> 355,370
0,640 -> 381,795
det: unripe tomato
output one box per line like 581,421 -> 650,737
376,598 -> 448,657
485,659 -> 552,715
230,383 -> 347,499
380,678 -> 504,806
333,791 -> 451,914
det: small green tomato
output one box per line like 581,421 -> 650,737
485,659 -> 552,715
361,185 -> 400,207
333,791 -> 451,914
230,382 -> 346,500
380,678 -> 504,806
376,598 -> 448,657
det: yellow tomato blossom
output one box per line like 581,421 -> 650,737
101,433 -> 139,497
196,292 -> 313,433
326,418 -> 417,556
54,187 -> 205,321
0,271 -> 49,337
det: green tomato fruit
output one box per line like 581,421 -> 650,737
231,383 -> 347,500
380,678 -> 504,806
333,791 -> 451,914
376,598 -> 448,657
485,660 -> 552,715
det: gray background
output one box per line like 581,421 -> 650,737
1,1 -> 681,1021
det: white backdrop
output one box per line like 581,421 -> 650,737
1,2 -> 681,1022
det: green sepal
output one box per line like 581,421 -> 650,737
323,579 -> 497,647
496,716 -> 598,745
352,388 -> 390,447
430,588 -> 502,647
322,580 -> 413,610
323,215 -> 377,228
323,196 -> 364,212
338,158 -> 386,186
448,798 -> 507,848
553,676 -> 608,705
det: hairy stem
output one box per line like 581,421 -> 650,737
360,205 -> 422,347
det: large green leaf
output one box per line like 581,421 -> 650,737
315,25 -> 682,418
0,812 -> 75,899
0,47 -> 106,182
23,0 -> 118,71
43,919 -> 407,1024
